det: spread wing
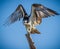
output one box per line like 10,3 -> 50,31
30,4 -> 59,26
4,4 -> 27,26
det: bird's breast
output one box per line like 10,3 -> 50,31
24,21 -> 31,28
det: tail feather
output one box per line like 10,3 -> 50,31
31,28 -> 40,34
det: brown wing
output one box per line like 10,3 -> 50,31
4,4 -> 27,26
31,4 -> 59,26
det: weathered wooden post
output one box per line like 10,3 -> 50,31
25,33 -> 36,49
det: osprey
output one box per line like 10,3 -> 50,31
4,4 -> 59,34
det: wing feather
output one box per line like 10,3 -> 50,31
4,4 -> 27,25
30,4 -> 59,26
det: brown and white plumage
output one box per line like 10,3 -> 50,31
31,4 -> 59,26
4,4 -> 59,34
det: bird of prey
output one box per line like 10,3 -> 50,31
4,4 -> 59,34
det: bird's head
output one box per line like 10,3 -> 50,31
23,15 -> 29,24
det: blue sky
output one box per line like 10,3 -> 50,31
0,0 -> 60,49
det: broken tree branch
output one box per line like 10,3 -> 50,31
25,33 -> 36,49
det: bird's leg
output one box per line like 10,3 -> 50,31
27,25 -> 32,34
27,27 -> 31,34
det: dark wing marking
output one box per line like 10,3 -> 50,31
32,4 -> 59,18
30,4 -> 59,26
4,4 -> 27,26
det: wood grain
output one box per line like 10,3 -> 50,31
25,33 -> 36,49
